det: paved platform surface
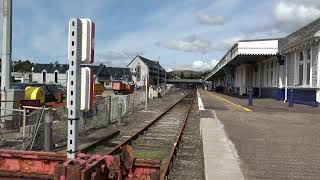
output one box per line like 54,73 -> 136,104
198,90 -> 243,180
199,89 -> 320,179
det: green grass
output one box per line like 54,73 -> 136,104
134,150 -> 164,160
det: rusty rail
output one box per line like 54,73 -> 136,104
104,91 -> 192,156
160,92 -> 195,179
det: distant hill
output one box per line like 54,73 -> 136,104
167,70 -> 211,79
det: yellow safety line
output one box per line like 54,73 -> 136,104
213,94 -> 252,112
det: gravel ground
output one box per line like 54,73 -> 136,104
168,94 -> 204,180
86,90 -> 189,154
200,90 -> 320,180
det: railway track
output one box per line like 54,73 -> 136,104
84,90 -> 195,179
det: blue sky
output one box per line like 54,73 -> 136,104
1,0 -> 320,71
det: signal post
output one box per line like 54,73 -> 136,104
67,18 -> 95,159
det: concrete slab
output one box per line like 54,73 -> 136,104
201,117 -> 243,180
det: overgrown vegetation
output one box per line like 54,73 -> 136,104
13,60 -> 33,72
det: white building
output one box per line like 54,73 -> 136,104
280,18 -> 320,106
31,63 -> 68,86
32,63 -> 132,89
205,18 -> 320,106
127,55 -> 166,87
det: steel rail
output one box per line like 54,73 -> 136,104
105,91 -> 192,155
160,91 -> 195,180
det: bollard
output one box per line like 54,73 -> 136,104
118,102 -> 122,126
44,110 -> 53,151
288,89 -> 294,107
248,90 -> 253,106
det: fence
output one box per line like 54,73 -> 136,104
0,87 -> 181,151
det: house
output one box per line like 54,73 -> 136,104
105,66 -> 131,88
91,64 -> 131,89
127,55 -> 166,87
32,63 -> 131,88
205,17 -> 320,106
32,63 -> 68,86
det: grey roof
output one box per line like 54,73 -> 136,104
32,63 -> 69,73
32,63 -> 109,77
90,64 -> 109,75
280,17 -> 320,52
106,66 -> 131,80
138,55 -> 165,71
127,55 -> 166,71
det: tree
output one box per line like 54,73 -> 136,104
13,60 -> 33,72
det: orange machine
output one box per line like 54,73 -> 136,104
112,81 -> 134,95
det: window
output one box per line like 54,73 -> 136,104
306,63 -> 310,85
306,48 -> 311,85
299,52 -> 304,61
297,51 -> 304,85
298,64 -> 303,85
42,71 -> 46,83
54,71 -> 58,83
307,49 -> 311,60
136,65 -> 141,81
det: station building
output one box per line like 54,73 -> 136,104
205,18 -> 320,106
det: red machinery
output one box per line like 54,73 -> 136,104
0,145 -> 160,180
112,82 -> 134,95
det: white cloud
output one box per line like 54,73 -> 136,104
192,59 -> 218,70
156,35 -> 214,53
217,36 -> 244,50
273,2 -> 320,31
195,12 -> 225,25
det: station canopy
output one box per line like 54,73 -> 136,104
205,38 -> 279,81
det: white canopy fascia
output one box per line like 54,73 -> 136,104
205,39 -> 279,81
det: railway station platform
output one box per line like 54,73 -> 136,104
198,89 -> 320,179
204,91 -> 319,113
